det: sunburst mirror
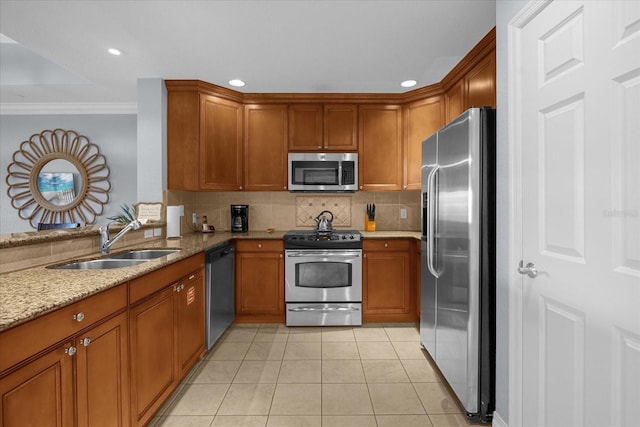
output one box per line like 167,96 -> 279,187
6,129 -> 111,229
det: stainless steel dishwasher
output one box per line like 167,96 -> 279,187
205,242 -> 235,350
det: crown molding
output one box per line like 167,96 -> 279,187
0,102 -> 137,115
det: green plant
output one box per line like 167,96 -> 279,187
107,204 -> 136,224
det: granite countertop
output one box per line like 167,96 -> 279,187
0,229 -> 418,332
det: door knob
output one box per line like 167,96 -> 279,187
518,260 -> 538,278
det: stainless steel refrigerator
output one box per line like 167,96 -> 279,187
420,107 -> 495,422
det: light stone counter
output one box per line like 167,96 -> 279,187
0,231 -> 285,331
0,229 -> 418,332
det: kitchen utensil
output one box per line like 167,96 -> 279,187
314,210 -> 334,231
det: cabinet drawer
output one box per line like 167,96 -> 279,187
0,284 -> 127,373
129,253 -> 204,304
236,240 -> 283,252
363,239 -> 410,251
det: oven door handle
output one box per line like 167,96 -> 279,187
288,305 -> 360,312
286,251 -> 360,258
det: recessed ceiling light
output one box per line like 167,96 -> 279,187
229,79 -> 245,87
401,80 -> 417,88
108,48 -> 122,56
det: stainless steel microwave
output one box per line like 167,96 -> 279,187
288,152 -> 358,192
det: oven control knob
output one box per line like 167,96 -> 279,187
350,235 -> 354,239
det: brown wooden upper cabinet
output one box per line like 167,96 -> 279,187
288,104 -> 358,151
358,104 -> 403,191
466,50 -> 496,110
403,96 -> 444,191
244,104 -> 289,191
200,95 -> 244,190
167,85 -> 243,191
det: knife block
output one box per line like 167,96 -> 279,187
365,216 -> 376,232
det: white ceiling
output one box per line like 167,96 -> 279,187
0,0 -> 496,106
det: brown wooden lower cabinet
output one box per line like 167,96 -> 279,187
0,311 -> 129,427
363,238 -> 418,322
129,263 -> 205,427
129,286 -> 177,427
235,240 -> 285,323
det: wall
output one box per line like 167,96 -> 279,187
0,114 -> 137,233
137,78 -> 167,202
495,0 -> 528,425
165,190 -> 421,234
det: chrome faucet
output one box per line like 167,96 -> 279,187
99,219 -> 142,254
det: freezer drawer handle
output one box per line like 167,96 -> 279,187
518,260 -> 538,278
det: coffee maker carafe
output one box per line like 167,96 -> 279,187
230,204 -> 249,232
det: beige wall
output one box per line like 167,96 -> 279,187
165,190 -> 421,234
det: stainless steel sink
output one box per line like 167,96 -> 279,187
52,259 -> 149,270
108,249 -> 181,260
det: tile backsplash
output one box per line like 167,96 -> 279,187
165,190 -> 421,233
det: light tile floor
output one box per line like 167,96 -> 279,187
150,323 -> 485,427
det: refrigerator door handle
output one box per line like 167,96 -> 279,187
426,165 -> 440,278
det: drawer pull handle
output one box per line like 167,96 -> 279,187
79,337 -> 91,347
189,274 -> 195,280
73,312 -> 85,322
65,346 -> 77,356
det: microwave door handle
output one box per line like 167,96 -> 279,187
338,162 -> 343,186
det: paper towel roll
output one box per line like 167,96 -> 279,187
166,205 -> 182,238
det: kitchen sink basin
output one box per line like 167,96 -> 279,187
108,249 -> 181,260
52,259 -> 149,270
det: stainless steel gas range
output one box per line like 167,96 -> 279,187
283,230 -> 363,326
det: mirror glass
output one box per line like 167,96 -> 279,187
36,159 -> 84,207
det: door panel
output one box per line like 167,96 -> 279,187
515,1 -> 640,426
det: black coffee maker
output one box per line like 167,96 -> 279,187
230,204 -> 249,232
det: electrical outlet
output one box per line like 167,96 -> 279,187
400,208 -> 407,219
153,228 -> 162,236
144,229 -> 153,239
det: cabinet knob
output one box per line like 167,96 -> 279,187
360,186 -> 363,190
79,337 -> 91,347
239,186 -> 243,190
258,243 -> 262,248
284,186 -> 287,190
317,146 -> 322,150
65,346 -> 77,356
279,254 -> 283,258
73,312 -> 85,322
384,242 -> 388,248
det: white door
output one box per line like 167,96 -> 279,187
513,1 -> 640,426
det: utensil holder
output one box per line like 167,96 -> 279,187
365,216 -> 376,232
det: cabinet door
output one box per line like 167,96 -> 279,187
167,88 -> 200,190
324,104 -> 358,151
236,250 -> 284,321
244,104 -> 288,191
445,80 -> 465,124
403,97 -> 444,190
288,104 -> 323,151
76,312 -> 129,427
200,95 -> 244,190
465,50 -> 496,109
358,105 -> 403,191
0,343 -> 74,427
363,240 -> 413,322
176,270 -> 205,377
129,287 -> 177,427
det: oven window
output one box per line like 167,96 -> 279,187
295,262 -> 351,288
